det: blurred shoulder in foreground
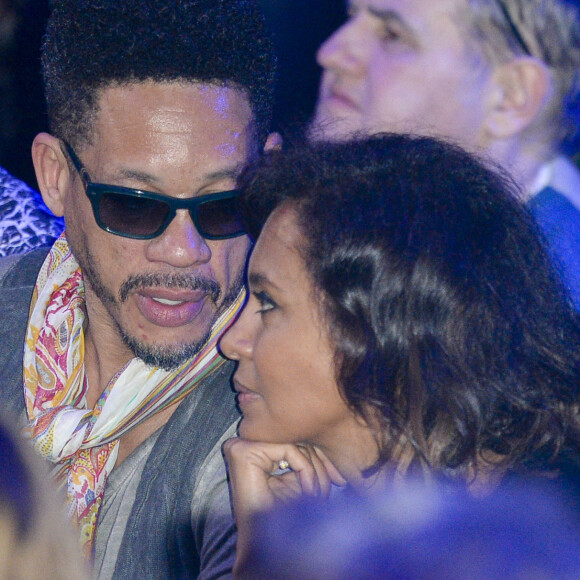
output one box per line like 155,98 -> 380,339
245,478 -> 580,580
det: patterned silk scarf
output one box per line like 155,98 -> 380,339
22,234 -> 243,557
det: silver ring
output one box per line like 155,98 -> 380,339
278,459 -> 290,471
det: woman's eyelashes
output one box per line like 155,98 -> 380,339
379,24 -> 403,44
253,290 -> 277,314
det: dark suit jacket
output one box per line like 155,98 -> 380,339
528,187 -> 580,309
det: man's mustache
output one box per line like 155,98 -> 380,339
119,273 -> 221,303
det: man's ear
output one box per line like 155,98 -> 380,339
264,131 -> 283,152
483,57 -> 552,141
31,132 -> 71,218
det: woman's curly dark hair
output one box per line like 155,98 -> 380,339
239,133 -> 580,482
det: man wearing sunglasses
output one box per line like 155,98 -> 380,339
0,0 -> 277,578
310,0 -> 580,308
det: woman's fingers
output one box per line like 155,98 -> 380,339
223,438 -> 346,578
313,445 -> 348,487
223,438 -> 321,508
224,438 -> 317,481
223,438 -> 346,513
296,444 -> 333,498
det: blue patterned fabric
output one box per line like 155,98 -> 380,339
0,166 -> 64,257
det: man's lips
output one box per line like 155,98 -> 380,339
320,83 -> 359,112
134,288 -> 209,327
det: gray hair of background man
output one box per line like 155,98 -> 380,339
458,0 -> 580,153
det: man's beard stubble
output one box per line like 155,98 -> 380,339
74,240 -> 244,371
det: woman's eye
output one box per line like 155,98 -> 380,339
254,290 -> 276,314
379,25 -> 402,43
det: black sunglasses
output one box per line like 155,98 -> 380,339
63,141 -> 246,241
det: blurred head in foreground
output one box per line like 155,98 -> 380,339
0,415 -> 87,579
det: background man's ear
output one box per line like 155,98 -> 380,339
31,133 -> 72,218
264,132 -> 283,151
483,57 -> 552,141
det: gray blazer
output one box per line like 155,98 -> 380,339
0,248 -> 240,578
0,247 -> 49,417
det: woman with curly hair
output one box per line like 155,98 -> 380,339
220,134 -> 580,575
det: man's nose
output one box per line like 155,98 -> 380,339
145,209 -> 212,268
316,17 -> 365,72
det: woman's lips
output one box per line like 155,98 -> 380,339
233,378 -> 261,407
134,288 -> 208,327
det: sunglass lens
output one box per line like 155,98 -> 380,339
99,192 -> 170,237
196,196 -> 245,238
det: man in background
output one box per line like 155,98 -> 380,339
0,0 -> 277,577
311,0 -> 580,306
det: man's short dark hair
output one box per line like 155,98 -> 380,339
42,0 -> 276,148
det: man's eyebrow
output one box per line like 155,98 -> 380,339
116,168 -> 160,186
367,6 -> 412,31
205,165 -> 247,182
114,164 -> 244,188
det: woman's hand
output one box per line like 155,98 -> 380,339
222,437 -> 345,575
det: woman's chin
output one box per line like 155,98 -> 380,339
238,418 -> 268,441
238,417 -> 300,444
